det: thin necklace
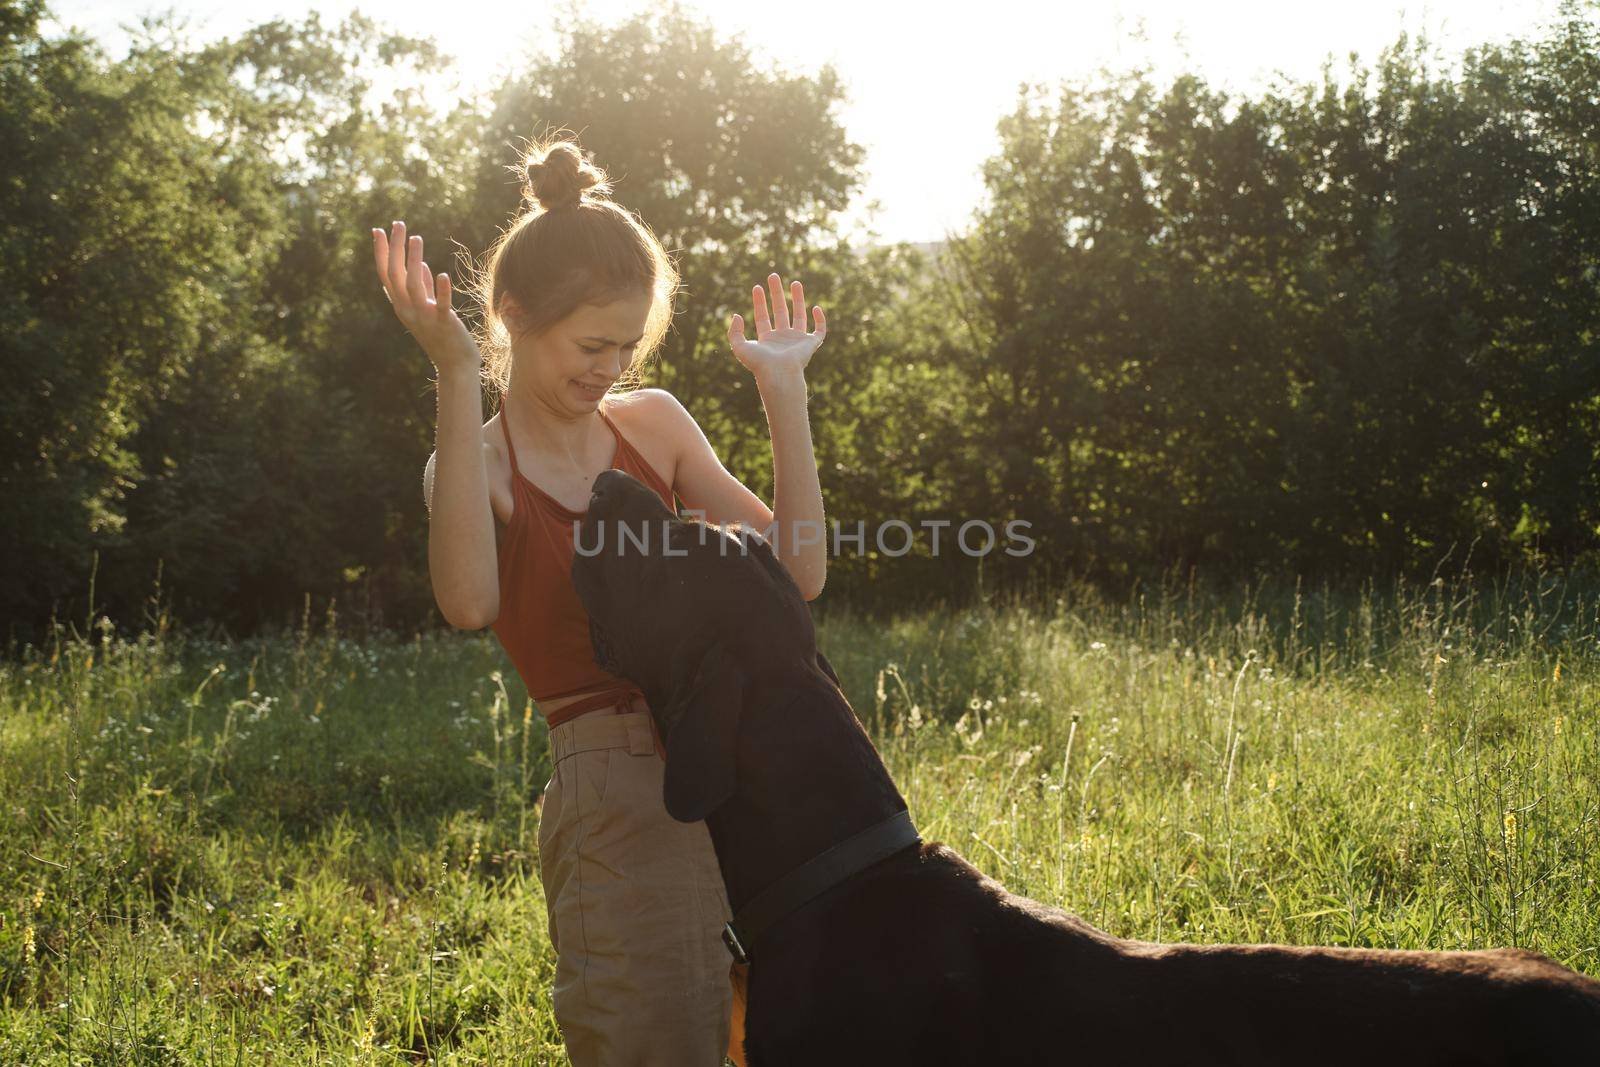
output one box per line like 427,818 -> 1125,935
508,389 -> 608,491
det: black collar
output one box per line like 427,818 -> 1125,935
720,807 -> 921,966
670,654 -> 923,966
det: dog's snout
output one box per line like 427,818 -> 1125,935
589,469 -> 624,513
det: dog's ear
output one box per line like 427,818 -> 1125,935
661,641 -> 746,823
742,528 -> 796,590
816,649 -> 841,691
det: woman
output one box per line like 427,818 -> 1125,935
371,135 -> 827,1065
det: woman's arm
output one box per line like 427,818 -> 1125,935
374,220 -> 500,628
426,368 -> 501,628
657,272 -> 829,600
654,376 -> 827,601
752,370 -> 826,600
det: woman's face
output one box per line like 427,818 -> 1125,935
509,290 -> 654,412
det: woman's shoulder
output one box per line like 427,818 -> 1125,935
604,386 -> 696,439
603,387 -> 691,495
604,385 -> 681,417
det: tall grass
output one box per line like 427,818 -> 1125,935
1,560 -> 1595,1062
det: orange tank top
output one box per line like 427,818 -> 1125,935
491,390 -> 677,746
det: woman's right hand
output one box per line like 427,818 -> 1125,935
373,220 -> 480,376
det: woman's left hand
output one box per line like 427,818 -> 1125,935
729,272 -> 827,384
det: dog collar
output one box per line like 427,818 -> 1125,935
721,807 -> 921,966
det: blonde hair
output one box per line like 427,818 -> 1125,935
459,130 -> 680,398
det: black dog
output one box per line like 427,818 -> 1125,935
571,468 -> 1600,1066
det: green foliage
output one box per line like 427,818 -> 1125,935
2,1 -> 269,633
1,3 -> 472,643
930,7 -> 1600,592
7,1 -> 1600,638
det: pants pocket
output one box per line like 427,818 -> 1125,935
541,740 -> 734,1063
572,745 -> 615,817
537,746 -> 615,955
535,766 -> 564,952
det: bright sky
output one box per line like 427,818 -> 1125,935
46,0 -> 1568,246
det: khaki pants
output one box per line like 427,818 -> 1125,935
538,700 -> 743,1066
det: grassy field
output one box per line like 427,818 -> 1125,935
1,564 -> 1596,1063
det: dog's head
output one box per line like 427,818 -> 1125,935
571,468 -> 836,822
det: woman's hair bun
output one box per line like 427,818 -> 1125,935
522,140 -> 609,212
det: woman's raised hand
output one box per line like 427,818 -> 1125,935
728,272 -> 827,385
372,221 -> 480,376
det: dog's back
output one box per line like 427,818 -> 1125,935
982,856 -> 1600,1065
749,842 -> 1600,1066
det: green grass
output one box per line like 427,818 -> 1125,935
1,565 -> 1597,1063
